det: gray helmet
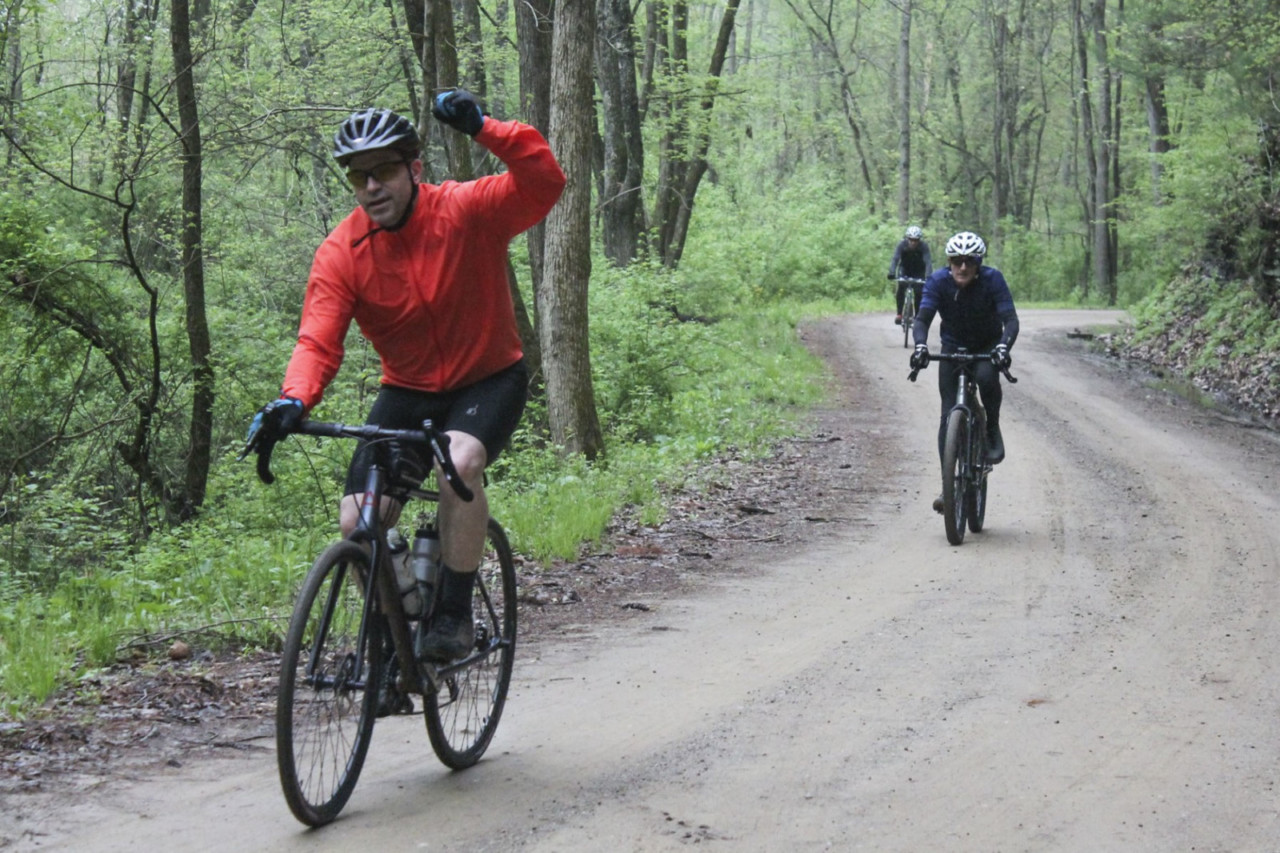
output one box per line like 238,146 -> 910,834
905,225 -> 923,240
945,231 -> 986,259
332,108 -> 419,164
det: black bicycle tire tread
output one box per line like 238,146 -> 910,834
967,409 -> 988,533
942,409 -> 968,545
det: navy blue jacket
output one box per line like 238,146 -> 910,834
912,265 -> 1020,352
888,239 -> 933,280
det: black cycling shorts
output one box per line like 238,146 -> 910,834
343,358 -> 529,496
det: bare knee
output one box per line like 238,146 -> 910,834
339,495 -> 361,538
441,432 -> 488,490
339,494 -> 403,538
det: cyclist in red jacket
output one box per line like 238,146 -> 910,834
248,90 -> 565,661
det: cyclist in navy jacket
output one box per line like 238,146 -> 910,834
909,231 -> 1020,513
887,225 -> 932,324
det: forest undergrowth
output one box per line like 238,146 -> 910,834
1112,267 -> 1280,427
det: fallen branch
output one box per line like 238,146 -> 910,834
118,617 -> 284,652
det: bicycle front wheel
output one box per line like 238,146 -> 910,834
277,540 -> 382,827
901,294 -> 914,348
425,518 -> 518,769
967,410 -> 989,533
941,408 -> 968,545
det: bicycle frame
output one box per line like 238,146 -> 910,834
897,277 -> 926,348
909,349 -> 1017,544
898,277 -> 925,314
252,417 -> 517,826
276,420 -> 478,698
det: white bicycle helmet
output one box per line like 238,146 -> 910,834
945,231 -> 986,259
905,225 -> 923,240
332,108 -> 420,164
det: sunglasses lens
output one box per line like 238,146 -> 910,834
345,162 -> 405,188
950,256 -> 978,267
373,163 -> 404,183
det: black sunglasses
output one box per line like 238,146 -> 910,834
948,255 -> 981,268
345,160 -> 408,189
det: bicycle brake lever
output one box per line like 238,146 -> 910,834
255,438 -> 278,484
238,434 -> 278,484
908,369 -> 920,382
427,430 -> 475,502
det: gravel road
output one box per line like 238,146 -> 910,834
12,309 -> 1280,851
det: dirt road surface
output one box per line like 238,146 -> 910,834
10,309 -> 1280,851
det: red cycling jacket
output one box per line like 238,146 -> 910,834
281,118 -> 566,410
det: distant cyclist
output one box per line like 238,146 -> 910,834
887,225 -> 933,325
909,231 -> 1020,513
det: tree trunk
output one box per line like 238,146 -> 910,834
988,5 -> 1008,222
938,26 -> 979,221
541,0 -> 603,458
457,0 -> 486,94
662,0 -> 740,268
896,0 -> 911,224
385,0 -> 421,122
170,0 -> 213,518
1072,0 -> 1097,300
1089,0 -> 1116,303
431,0 -> 473,179
1144,74 -> 1171,204
506,258 -> 541,392
2,1 -> 23,163
652,0 -> 690,265
595,0 -> 643,266
515,0 -> 553,353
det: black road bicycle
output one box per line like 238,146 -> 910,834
243,419 -> 517,827
909,350 -> 1017,545
896,276 -> 927,348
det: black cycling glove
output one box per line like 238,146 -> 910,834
432,89 -> 486,137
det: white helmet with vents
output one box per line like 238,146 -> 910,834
944,231 -> 986,259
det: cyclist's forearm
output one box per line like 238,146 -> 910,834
999,312 -> 1020,348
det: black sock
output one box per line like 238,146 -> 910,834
439,564 -> 474,617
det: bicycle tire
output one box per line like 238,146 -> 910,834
967,410 -> 988,533
941,408 -> 968,545
424,518 -> 517,769
277,540 -> 382,827
901,290 -> 914,348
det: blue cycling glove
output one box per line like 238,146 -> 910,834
246,397 -> 304,452
432,89 -> 485,137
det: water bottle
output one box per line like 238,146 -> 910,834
387,527 -> 420,615
408,524 -> 441,618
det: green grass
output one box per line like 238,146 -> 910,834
0,284 -> 827,715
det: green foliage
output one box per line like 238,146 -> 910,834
678,170 -> 888,313
6,0 -> 1280,718
1130,269 -> 1280,367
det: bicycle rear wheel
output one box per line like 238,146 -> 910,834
277,540 -> 382,827
425,518 -> 518,769
941,409 -> 968,545
967,410 -> 989,533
